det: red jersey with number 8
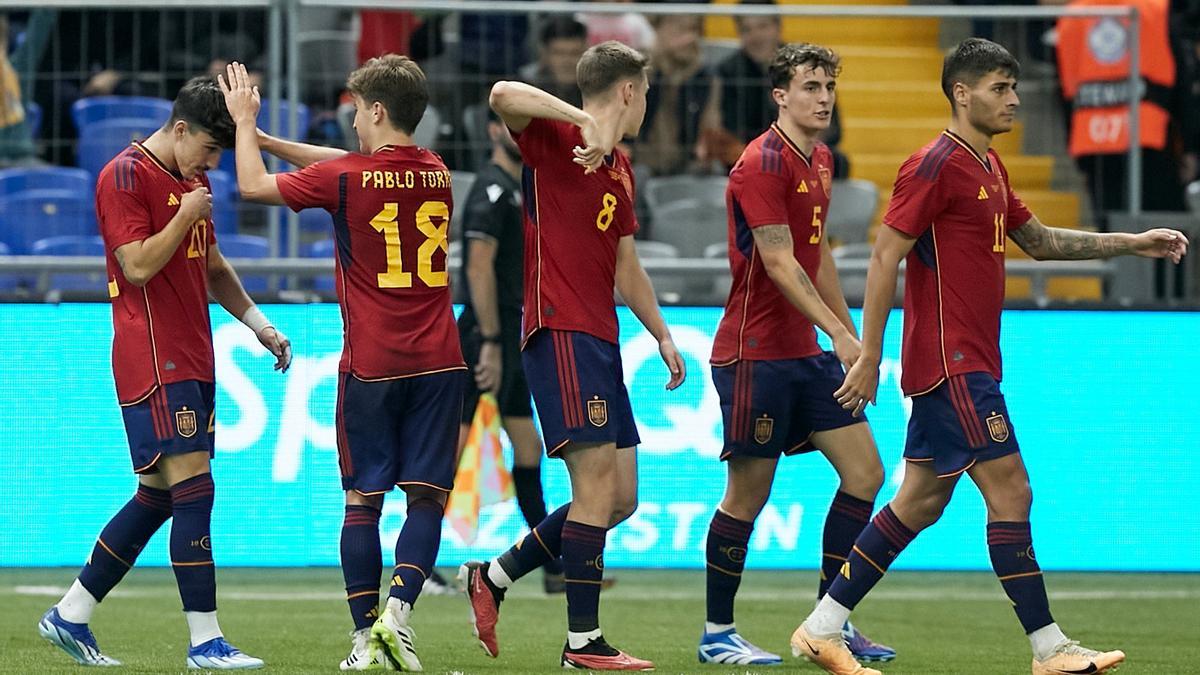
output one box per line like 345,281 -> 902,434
277,145 -> 464,378
511,118 -> 639,345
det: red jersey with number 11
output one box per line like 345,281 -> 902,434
277,145 -> 464,378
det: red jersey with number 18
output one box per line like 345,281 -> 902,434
276,145 -> 464,378
98,141 -> 218,405
883,131 -> 1032,396
511,118 -> 639,345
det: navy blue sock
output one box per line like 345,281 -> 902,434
496,502 -> 570,582
988,521 -> 1054,633
827,505 -> 916,611
818,491 -> 874,599
511,466 -> 562,576
341,504 -> 382,630
705,509 -> 753,625
79,485 -> 172,601
388,498 -> 444,606
561,520 -> 606,633
169,473 -> 217,612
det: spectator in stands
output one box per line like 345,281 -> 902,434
0,10 -> 54,166
577,0 -> 655,52
636,13 -> 719,176
518,16 -> 588,108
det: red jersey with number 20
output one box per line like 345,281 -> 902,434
276,145 -> 464,378
511,118 -> 639,345
883,131 -> 1032,396
98,141 -> 218,405
712,124 -> 834,365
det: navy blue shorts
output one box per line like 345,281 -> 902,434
712,353 -> 864,460
904,372 -> 1020,478
336,370 -> 466,495
120,380 -> 215,474
522,329 -> 640,456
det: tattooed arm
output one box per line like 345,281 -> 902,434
1009,215 -> 1189,263
753,224 -> 861,368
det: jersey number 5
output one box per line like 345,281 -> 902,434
370,200 -> 450,288
809,205 -> 824,244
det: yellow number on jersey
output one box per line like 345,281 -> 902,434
809,205 -> 824,244
595,192 -> 617,231
993,212 -> 1006,253
185,219 -> 208,259
370,200 -> 450,289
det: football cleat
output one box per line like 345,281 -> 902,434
698,628 -> 782,665
340,627 -> 390,671
186,637 -> 264,670
370,612 -> 422,672
1032,641 -> 1125,675
37,607 -> 121,667
422,569 -> 456,597
458,561 -> 502,657
561,636 -> 654,671
843,621 -> 896,662
790,623 -> 882,675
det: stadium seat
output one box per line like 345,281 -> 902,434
206,170 -> 239,234
218,100 -> 313,175
299,208 -> 333,234
303,238 -> 336,291
0,166 -> 91,196
75,117 -> 164,178
217,234 -> 271,292
25,101 -> 42,138
0,241 -> 18,291
704,241 -> 732,301
0,189 -> 97,254
29,235 -> 107,292
71,96 -> 173,132
644,175 -> 728,210
450,170 -> 476,234
648,198 -> 728,258
634,240 -> 685,303
826,179 -> 879,246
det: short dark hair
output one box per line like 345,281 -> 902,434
734,0 -> 780,28
170,75 -> 236,148
346,54 -> 428,135
539,15 -> 587,46
576,41 -> 648,100
768,43 -> 840,90
940,38 -> 1021,107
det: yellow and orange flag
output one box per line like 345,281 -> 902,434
446,394 -> 514,544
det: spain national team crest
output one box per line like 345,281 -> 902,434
753,415 -> 774,445
817,166 -> 832,197
175,407 -> 198,438
588,397 -> 608,428
986,412 -> 1010,443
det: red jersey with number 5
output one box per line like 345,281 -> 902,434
511,118 -> 639,345
882,131 -> 1032,396
277,145 -> 464,378
711,124 -> 833,365
98,141 -> 218,405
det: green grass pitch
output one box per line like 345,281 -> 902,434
3,568 -> 1198,674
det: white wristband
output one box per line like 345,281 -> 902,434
240,306 -> 272,334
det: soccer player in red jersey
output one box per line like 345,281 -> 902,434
458,41 -> 686,671
39,76 -> 290,671
793,39 -> 1188,675
221,57 -> 465,671
701,43 -> 894,668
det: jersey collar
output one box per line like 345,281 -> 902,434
769,123 -> 811,166
941,130 -> 993,173
131,140 -> 184,180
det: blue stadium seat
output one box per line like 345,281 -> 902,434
76,118 -> 164,178
0,166 -> 91,196
0,242 -> 18,291
25,101 -> 42,138
29,235 -> 107,291
299,208 -> 332,234
71,96 -> 173,132
218,100 -> 312,175
217,233 -> 270,292
303,238 -> 336,291
0,189 -> 97,254
205,170 -> 238,234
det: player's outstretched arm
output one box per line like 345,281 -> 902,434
219,62 -> 285,205
834,225 -> 915,416
614,236 -> 686,390
207,244 -> 292,372
815,237 -> 859,340
1009,215 -> 1189,262
753,225 -> 861,368
489,80 -> 591,134
256,129 -> 347,169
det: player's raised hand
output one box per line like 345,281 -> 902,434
256,326 -> 292,372
658,337 -> 687,390
1133,228 -> 1189,264
218,62 -> 261,126
834,356 -> 879,418
179,187 -> 212,221
573,113 -> 611,174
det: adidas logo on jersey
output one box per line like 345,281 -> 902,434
796,181 -> 809,193
168,193 -> 180,206
977,186 -> 989,200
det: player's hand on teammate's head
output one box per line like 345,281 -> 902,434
180,187 -> 212,221
658,337 -> 686,390
834,357 -> 879,418
257,326 -> 292,372
1133,228 -> 1189,264
217,61 -> 261,126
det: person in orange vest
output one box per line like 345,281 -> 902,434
1056,0 -> 1198,218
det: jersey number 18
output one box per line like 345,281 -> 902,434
370,200 -> 450,289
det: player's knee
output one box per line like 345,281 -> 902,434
842,460 -> 885,498
345,490 -> 384,510
994,480 -> 1032,520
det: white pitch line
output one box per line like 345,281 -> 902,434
11,585 -> 1200,602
